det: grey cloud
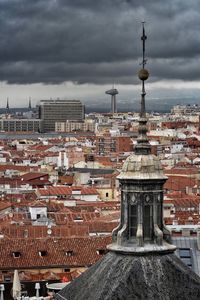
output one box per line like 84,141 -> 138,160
0,0 -> 200,84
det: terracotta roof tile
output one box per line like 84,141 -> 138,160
0,165 -> 39,172
0,201 -> 11,211
0,236 -> 111,269
20,172 -> 49,181
38,186 -> 99,196
0,225 -> 89,239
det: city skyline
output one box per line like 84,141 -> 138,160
1,1 -> 200,106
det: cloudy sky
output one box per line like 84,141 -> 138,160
1,0 -> 200,110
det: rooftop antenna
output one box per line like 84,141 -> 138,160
135,22 -> 151,155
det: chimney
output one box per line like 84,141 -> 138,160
182,228 -> 190,237
24,229 -> 28,238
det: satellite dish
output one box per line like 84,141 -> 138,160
47,229 -> 52,235
9,213 -> 13,218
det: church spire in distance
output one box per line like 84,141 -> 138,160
6,97 -> 10,115
6,97 -> 9,110
28,97 -> 32,110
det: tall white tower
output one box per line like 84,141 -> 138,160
105,88 -> 119,113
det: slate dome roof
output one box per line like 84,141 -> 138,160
55,251 -> 200,300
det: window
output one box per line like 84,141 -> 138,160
179,248 -> 192,267
106,192 -> 109,198
129,204 -> 137,237
12,251 -> 21,258
39,251 -> 47,257
143,204 -> 153,239
4,275 -> 11,282
64,268 -> 70,272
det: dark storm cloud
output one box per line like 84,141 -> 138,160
0,0 -> 200,84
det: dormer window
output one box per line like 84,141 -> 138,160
12,251 -> 21,258
39,250 -> 47,257
65,250 -> 73,257
96,249 -> 107,255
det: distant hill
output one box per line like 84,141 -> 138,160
0,96 -> 199,114
84,97 -> 200,113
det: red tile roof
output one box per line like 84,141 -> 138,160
0,201 -> 11,211
164,176 -> 197,191
38,186 -> 99,196
0,165 -> 39,172
28,145 -> 53,152
164,195 -> 200,208
0,236 -> 112,269
20,172 -> 49,181
0,224 -> 89,239
165,166 -> 199,175
88,221 -> 118,233
49,211 -> 100,225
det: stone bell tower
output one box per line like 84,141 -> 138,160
56,24 -> 200,300
108,23 -> 175,253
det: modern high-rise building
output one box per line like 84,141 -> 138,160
39,100 -> 85,132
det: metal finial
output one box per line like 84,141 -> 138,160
135,23 -> 151,155
141,22 -> 147,69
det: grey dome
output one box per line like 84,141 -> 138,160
55,252 -> 200,300
117,154 -> 167,180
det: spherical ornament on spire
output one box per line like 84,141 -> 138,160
138,68 -> 149,81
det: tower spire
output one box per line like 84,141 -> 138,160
141,22 -> 147,69
135,22 -> 151,155
108,23 -> 174,254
